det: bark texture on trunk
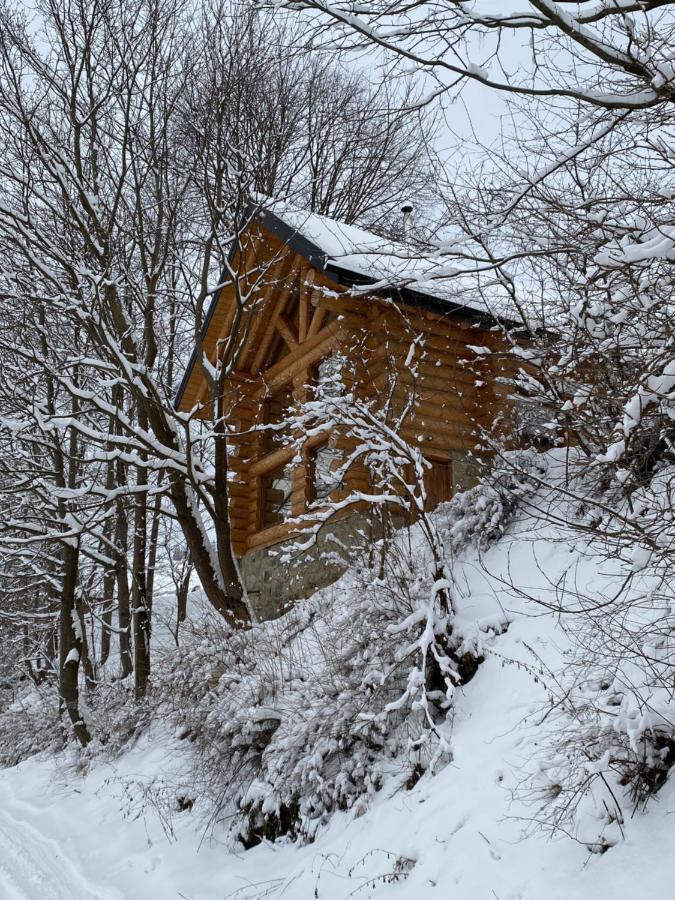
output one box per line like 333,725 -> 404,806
99,420 -> 118,668
132,417 -> 151,700
59,543 -> 91,747
115,497 -> 133,678
76,600 -> 96,695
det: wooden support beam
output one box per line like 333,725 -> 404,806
249,269 -> 300,375
247,521 -> 302,552
299,270 -> 314,342
190,245 -> 282,406
249,446 -> 295,478
248,430 -> 329,478
276,313 -> 298,351
312,294 -> 368,317
237,255 -> 294,373
245,503 -> 368,553
307,301 -> 329,338
256,325 -> 341,395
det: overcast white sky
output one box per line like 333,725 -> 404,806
333,0 -> 540,180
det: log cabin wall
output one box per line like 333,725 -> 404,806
176,218 -> 523,580
364,301 -> 517,469
224,280 -> 521,557
223,252 -> 367,555
313,294 -> 520,504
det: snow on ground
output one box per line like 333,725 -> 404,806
1,502 -> 673,899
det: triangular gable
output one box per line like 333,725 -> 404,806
175,216 -> 340,417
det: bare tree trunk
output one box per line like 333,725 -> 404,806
58,543 -> 90,747
145,480 -> 163,613
99,419 -> 118,668
131,523 -> 150,699
169,476 -> 249,625
45,627 -> 58,678
212,389 -> 250,623
76,599 -> 96,694
108,381 -> 133,678
115,496 -> 133,679
99,566 -> 115,667
176,562 -> 192,632
132,411 -> 151,700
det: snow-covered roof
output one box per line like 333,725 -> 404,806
255,197 -> 522,324
175,197 -> 528,412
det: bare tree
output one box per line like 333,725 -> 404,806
0,0 -> 441,724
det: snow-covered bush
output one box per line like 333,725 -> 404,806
154,506 -> 499,846
525,632 -> 675,852
437,449 -> 547,553
515,462 -> 675,849
0,674 -> 148,769
0,684 -> 64,767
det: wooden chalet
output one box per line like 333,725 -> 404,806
176,199 -> 523,610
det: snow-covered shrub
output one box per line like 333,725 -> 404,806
81,680 -> 152,757
155,512 -> 495,846
0,675 -> 146,769
0,683 -> 65,767
517,463 -> 675,849
524,636 -> 675,852
437,449 -> 546,553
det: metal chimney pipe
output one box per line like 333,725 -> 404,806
401,203 -> 413,239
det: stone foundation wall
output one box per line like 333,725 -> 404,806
241,451 -> 481,620
241,511 -> 379,621
449,450 -> 480,493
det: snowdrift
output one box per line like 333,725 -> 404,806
1,456 -> 674,898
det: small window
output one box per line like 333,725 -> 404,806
312,443 -> 343,503
261,463 -> 293,528
315,355 -> 345,399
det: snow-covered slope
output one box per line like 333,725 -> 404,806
1,501 -> 672,899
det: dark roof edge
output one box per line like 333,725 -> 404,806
324,263 -> 523,331
255,207 -> 523,329
256,206 -> 329,271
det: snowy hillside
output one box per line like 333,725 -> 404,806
2,1 -> 675,897
1,470 -> 670,900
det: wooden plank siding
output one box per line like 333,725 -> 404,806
177,221 -> 524,556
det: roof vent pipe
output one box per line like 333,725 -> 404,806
401,202 -> 413,240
